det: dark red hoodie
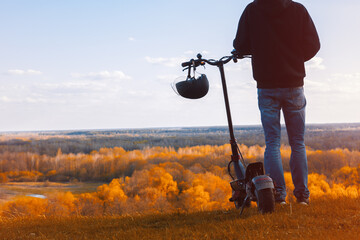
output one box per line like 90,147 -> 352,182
233,0 -> 320,88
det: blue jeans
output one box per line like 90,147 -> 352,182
258,87 -> 309,201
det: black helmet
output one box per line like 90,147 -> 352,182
174,74 -> 209,99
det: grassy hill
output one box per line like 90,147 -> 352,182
0,197 -> 359,240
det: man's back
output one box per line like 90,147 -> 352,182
233,0 -> 320,88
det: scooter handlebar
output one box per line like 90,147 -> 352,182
181,50 -> 249,68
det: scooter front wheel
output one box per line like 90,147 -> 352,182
255,188 -> 275,214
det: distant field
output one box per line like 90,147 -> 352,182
1,123 -> 360,156
0,182 -> 103,203
0,198 -> 359,240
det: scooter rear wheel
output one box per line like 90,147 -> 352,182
255,188 -> 275,214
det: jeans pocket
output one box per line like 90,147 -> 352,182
258,89 -> 274,109
291,87 -> 306,110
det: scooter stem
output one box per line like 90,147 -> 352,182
218,63 -> 245,180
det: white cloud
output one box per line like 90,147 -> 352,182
328,73 -> 360,94
332,72 -> 360,79
306,79 -> 326,89
128,37 -> 135,41
145,51 -> 210,68
145,56 -> 187,67
71,70 -> 131,80
24,97 -> 47,103
0,95 -> 46,103
6,69 -> 43,75
27,69 -> 43,75
157,74 -> 179,81
184,50 -> 210,56
305,57 -> 325,70
0,96 -> 11,102
37,81 -> 111,95
7,69 -> 25,75
307,72 -> 360,95
225,59 -> 252,72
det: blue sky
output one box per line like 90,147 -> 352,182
0,0 -> 359,131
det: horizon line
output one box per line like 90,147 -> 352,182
1,122 -> 360,134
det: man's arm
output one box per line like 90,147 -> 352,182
233,7 -> 252,56
302,8 -> 320,62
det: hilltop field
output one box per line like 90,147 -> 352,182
0,123 -> 359,239
0,198 -> 359,240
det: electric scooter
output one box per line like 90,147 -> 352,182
174,51 -> 275,214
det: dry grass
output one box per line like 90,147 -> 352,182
0,197 -> 359,240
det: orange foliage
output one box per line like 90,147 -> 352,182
74,193 -> 103,216
123,166 -> 179,213
284,169 -> 360,201
1,164 -> 360,217
181,172 -> 231,211
1,144 -> 360,182
46,192 -> 76,216
1,145 -> 360,217
333,165 -> 360,186
0,173 -> 8,183
97,178 -> 127,202
1,197 -> 48,217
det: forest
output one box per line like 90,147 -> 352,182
0,123 -> 359,217
1,123 -> 360,156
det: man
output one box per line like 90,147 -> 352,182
233,0 -> 320,205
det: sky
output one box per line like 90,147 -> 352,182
0,0 -> 359,132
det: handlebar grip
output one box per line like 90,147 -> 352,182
181,61 -> 191,67
231,49 -> 248,59
181,59 -> 204,68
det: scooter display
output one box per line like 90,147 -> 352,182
174,51 -> 275,214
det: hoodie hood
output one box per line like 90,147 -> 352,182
254,0 -> 292,16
